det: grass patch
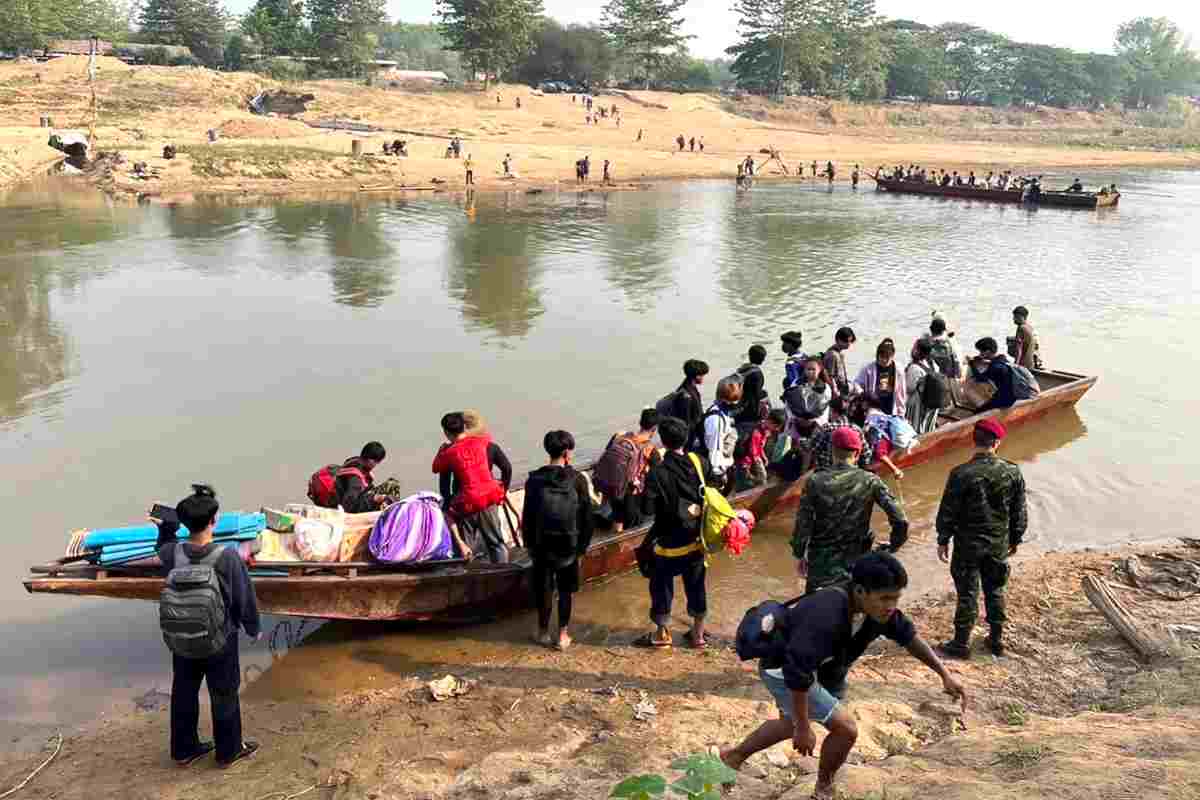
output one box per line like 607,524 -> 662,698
998,700 -> 1028,726
873,731 -> 913,756
886,110 -> 928,127
178,144 -> 351,179
994,743 -> 1050,770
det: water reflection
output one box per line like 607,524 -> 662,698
0,258 -> 71,426
443,202 -> 547,339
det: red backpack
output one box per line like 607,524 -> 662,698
308,464 -> 366,508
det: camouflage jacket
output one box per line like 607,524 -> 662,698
792,464 -> 908,560
935,452 -> 1028,558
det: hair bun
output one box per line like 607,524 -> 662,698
191,483 -> 216,498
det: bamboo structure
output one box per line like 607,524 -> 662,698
1082,575 -> 1170,661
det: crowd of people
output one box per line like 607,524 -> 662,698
153,309 -> 1041,791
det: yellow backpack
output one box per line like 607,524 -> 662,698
688,453 -> 738,554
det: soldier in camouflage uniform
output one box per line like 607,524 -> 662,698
935,418 -> 1027,658
792,427 -> 909,594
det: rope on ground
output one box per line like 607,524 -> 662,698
252,783 -> 320,800
0,733 -> 63,799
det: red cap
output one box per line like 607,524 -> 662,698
831,427 -> 863,451
975,418 -> 1007,441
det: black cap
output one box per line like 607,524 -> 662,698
780,331 -> 803,346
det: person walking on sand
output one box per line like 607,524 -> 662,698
637,128 -> 643,142
523,430 -> 594,651
811,159 -> 818,177
464,154 -> 474,186
677,134 -> 686,152
515,96 -> 521,110
851,164 -> 860,189
159,485 -> 261,768
603,159 -> 612,184
689,136 -> 696,152
936,418 -> 1027,658
699,136 -> 705,152
826,161 -> 835,184
719,553 -> 967,800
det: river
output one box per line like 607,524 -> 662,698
2,170 -> 1197,746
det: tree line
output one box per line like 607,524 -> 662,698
3,0 -> 1196,110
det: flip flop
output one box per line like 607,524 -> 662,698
175,741 -> 214,767
684,631 -> 709,650
632,632 -> 672,649
217,741 -> 259,769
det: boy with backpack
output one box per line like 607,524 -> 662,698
721,553 -> 967,799
307,441 -> 388,512
522,430 -> 595,651
158,485 -> 260,768
593,409 -> 661,533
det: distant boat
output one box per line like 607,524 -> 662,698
24,369 -> 1097,622
873,176 -> 1120,208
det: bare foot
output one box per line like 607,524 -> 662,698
557,631 -> 573,651
717,747 -> 744,772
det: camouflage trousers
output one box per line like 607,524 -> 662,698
805,537 -> 872,595
950,553 -> 1010,632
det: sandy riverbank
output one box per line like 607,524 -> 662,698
2,543 -> 1197,800
1,57 -> 1198,200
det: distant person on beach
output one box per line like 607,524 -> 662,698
158,484 -> 261,768
851,165 -> 860,189
523,430 -> 594,651
677,134 -> 686,151
699,136 -> 705,152
464,155 -> 474,185
689,137 -> 696,152
637,128 -> 643,142
603,159 -> 612,183
811,160 -> 817,177
515,96 -> 521,109
825,161 -> 835,184
718,553 -> 967,799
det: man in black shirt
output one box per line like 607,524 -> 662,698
734,345 -> 768,431
719,553 -> 966,799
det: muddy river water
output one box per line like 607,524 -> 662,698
1,170 -> 1197,745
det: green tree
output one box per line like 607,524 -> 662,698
821,0 -> 882,98
1080,52 -> 1129,108
376,21 -> 461,75
308,0 -> 386,72
513,19 -> 614,86
1009,43 -> 1088,107
224,31 -> 245,68
1115,17 -> 1200,108
728,0 -> 823,96
138,0 -> 228,66
602,0 -> 692,88
879,21 -> 947,99
436,0 -> 544,88
241,0 -> 306,56
936,22 -> 1013,102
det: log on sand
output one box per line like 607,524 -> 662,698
1082,575 -> 1171,661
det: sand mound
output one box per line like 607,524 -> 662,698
217,116 -> 311,139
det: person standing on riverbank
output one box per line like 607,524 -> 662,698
720,553 -> 966,799
523,430 -> 594,651
159,485 -> 260,768
792,427 -> 908,593
936,418 -> 1027,658
464,155 -> 474,186
638,417 -> 710,649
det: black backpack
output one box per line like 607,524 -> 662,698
538,473 -> 580,559
160,544 -> 230,659
735,595 -> 802,662
920,368 -> 950,411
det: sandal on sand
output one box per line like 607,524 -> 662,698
683,631 -> 709,650
556,633 -> 573,652
175,742 -> 214,767
217,741 -> 259,769
633,631 -> 672,649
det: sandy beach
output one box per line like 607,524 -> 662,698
2,543 -> 1197,800
1,56 -> 1198,201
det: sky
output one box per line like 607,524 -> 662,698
227,0 -> 1200,60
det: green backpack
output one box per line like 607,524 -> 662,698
687,453 -> 738,557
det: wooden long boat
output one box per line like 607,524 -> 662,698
873,176 -> 1120,209
24,368 -> 1096,622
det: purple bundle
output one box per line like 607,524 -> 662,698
368,492 -> 453,563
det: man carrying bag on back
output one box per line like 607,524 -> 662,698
158,484 -> 261,768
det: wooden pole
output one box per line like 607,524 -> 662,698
1082,575 -> 1169,661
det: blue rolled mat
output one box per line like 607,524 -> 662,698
82,513 -> 265,549
98,539 -> 253,566
95,531 -> 260,558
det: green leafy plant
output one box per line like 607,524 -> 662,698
610,754 -> 737,800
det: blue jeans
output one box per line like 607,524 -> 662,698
759,665 -> 839,727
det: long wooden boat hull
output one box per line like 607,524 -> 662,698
874,177 -> 1119,208
24,369 -> 1096,621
